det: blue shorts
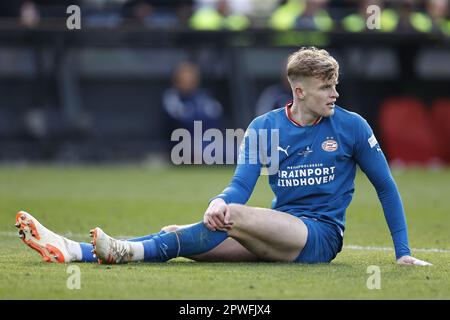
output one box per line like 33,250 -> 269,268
294,217 -> 343,264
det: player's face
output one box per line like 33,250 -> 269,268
297,76 -> 339,117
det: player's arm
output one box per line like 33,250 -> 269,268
353,116 -> 431,266
205,164 -> 261,231
205,120 -> 263,231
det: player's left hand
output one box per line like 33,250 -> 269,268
397,255 -> 432,266
204,198 -> 233,232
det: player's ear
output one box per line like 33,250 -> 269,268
295,86 -> 305,100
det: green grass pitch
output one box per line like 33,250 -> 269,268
0,165 -> 449,299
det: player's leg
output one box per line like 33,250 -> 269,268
91,205 -> 307,264
188,237 -> 258,262
15,211 -> 97,263
91,221 -> 230,264
125,223 -> 196,242
126,231 -> 166,242
156,224 -> 258,262
224,204 -> 308,262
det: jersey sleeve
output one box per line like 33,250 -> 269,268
353,116 -> 411,259
210,119 -> 263,205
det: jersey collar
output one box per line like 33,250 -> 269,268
285,101 -> 322,127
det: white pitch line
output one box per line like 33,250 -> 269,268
2,231 -> 449,253
343,245 -> 450,253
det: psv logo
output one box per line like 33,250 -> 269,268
322,139 -> 338,152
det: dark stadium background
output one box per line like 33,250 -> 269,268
0,0 -> 449,165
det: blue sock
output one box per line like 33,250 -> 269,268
79,243 -> 97,262
126,230 -> 167,242
141,222 -> 228,262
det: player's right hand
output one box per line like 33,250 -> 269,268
396,255 -> 432,266
204,198 -> 233,232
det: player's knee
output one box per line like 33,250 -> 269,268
227,204 -> 249,224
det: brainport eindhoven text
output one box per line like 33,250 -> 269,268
277,165 -> 336,187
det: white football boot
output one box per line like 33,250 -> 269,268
90,227 -> 133,264
15,210 -> 77,263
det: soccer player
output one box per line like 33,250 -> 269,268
16,47 -> 431,266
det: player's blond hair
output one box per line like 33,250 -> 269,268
286,47 -> 339,84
